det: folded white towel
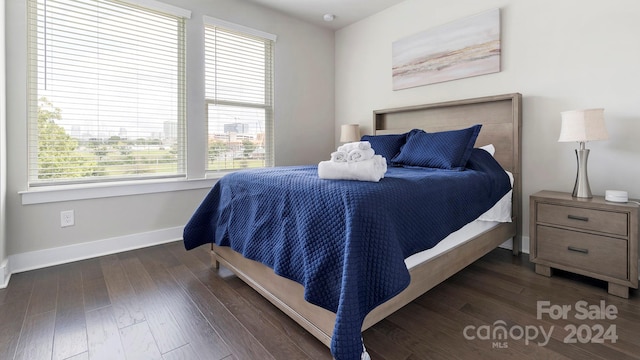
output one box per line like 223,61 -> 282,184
373,155 -> 387,178
330,151 -> 348,162
347,148 -> 375,163
318,155 -> 387,182
337,141 -> 371,153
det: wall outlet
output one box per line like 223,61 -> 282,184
60,210 -> 75,228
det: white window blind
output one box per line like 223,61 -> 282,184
204,18 -> 275,172
27,0 -> 187,186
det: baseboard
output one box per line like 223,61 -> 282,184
7,226 -> 184,277
0,258 -> 10,289
498,235 -> 530,254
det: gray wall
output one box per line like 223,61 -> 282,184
335,0 -> 640,246
1,0 -> 7,277
4,0 -> 335,258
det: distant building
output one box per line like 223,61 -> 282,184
164,121 -> 177,140
255,132 -> 265,145
224,123 -> 249,134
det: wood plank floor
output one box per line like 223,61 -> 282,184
0,243 -> 638,360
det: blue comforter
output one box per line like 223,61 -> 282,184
183,148 -> 511,360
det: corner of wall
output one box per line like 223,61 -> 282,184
498,235 -> 530,255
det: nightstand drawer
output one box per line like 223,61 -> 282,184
536,225 -> 628,279
537,203 -> 627,236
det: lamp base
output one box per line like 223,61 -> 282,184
572,148 -> 592,198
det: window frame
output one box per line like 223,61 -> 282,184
203,16 -> 277,173
19,7 -> 281,206
26,0 -> 191,188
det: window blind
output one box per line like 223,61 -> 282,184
204,19 -> 275,171
27,0 -> 187,185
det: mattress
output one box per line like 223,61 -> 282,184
405,171 -> 513,269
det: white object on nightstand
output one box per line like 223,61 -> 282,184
605,190 -> 629,203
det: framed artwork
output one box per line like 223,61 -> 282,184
392,8 -> 501,90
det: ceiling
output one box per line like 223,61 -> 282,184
243,0 -> 406,30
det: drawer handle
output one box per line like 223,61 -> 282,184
567,215 -> 589,222
568,246 -> 589,254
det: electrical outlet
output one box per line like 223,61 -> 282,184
60,210 -> 75,228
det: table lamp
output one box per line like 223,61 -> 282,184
558,108 -> 608,198
340,124 -> 360,143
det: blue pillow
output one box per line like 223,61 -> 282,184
361,133 -> 408,164
391,124 -> 482,170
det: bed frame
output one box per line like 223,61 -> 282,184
211,93 -> 522,348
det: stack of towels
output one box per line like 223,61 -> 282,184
318,141 -> 387,182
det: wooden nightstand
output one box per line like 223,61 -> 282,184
530,190 -> 639,298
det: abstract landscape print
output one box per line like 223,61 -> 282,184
392,8 -> 501,90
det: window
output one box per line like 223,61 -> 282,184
27,0 -> 189,186
204,17 -> 276,172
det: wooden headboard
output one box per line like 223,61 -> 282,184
373,93 -> 523,253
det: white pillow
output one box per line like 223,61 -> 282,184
479,144 -> 495,156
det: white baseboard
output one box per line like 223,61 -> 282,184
498,235 -> 530,254
5,226 -> 184,281
0,258 -> 10,288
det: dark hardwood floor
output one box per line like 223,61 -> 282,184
0,242 -> 638,360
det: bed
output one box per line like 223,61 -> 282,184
183,93 -> 522,359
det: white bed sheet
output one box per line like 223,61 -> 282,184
405,219 -> 504,268
405,171 -> 513,269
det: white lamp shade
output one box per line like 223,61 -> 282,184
340,124 -> 361,143
558,108 -> 608,142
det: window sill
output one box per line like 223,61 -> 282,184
20,177 -> 221,205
